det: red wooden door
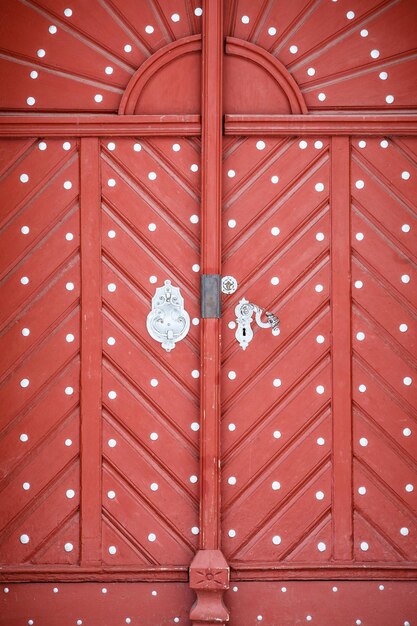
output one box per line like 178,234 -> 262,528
1,2 -> 417,625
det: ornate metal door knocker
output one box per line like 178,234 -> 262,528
146,280 -> 190,352
235,298 -> 279,350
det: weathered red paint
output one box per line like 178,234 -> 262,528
1,1 -> 417,625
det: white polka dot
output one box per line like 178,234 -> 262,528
228,476 -> 237,485
358,486 -> 367,495
107,283 -> 117,292
358,140 -> 367,148
315,491 -> 324,500
315,284 -> 324,293
105,67 -> 113,75
27,96 -> 36,106
148,172 -> 157,181
271,226 -> 280,236
227,371 -> 237,381
66,489 -> 75,499
65,232 -> 74,241
77,621 -> 83,626
273,430 -> 281,439
405,484 -> 414,492
150,432 -> 158,441
356,331 -> 365,341
37,49 -> 46,57
318,93 -> 326,102
106,179 -> 116,189
228,423 -> 236,432
126,619 -> 132,624
273,378 -> 282,387
148,223 -> 156,232
228,529 -> 236,537
21,226 -> 30,235
360,29 -> 368,37
23,482 -> 30,490
20,534 -> 30,544
289,45 -> 298,54
64,8 -> 72,17
107,336 -> 116,345
20,173 -> 29,183
314,141 -> 323,150
268,27 -> 277,36
63,142 -> 71,150
191,370 -> 200,379
355,280 -> 363,289
316,385 -> 325,394
191,527 -> 199,535
228,169 -> 236,178
192,264 -> 200,272
403,376 -> 412,386
30,70 -> 38,79
20,378 -> 30,388
63,181 -> 72,190
307,67 -> 316,76
386,95 -> 394,104
356,232 -> 364,241
359,384 -> 367,393
316,335 -> 325,344
315,233 -> 325,243
257,617 -> 263,622
281,587 -> 287,592
360,541 -> 369,551
402,171 -> 411,180
20,433 -> 29,442
64,386 -> 73,395
256,140 -> 266,151
272,535 -> 281,545
108,439 -> 117,448
190,215 -> 199,224
403,427 -> 412,437
107,490 -> 116,499
317,541 -> 326,552
317,437 -> 325,446
195,7 -> 203,17
299,140 -> 308,150
271,276 -> 280,286
359,437 -> 368,447
191,163 -> 199,172
20,276 -> 29,285
94,94 -> 103,103
272,481 -> 281,491
124,44 -> 132,53
346,11 -> 355,19
380,139 -> 389,148
315,182 -> 324,192
65,439 -> 72,446
355,180 -> 365,190
108,390 -> 117,400
133,143 -> 141,152
3,588 -> 9,593
107,230 -> 116,239
271,175 -> 279,184
370,49 -> 380,59
171,13 -> 180,22
150,378 -> 159,387
53,587 -> 59,593
228,219 -> 236,228
192,318 -> 200,326
400,527 -> 409,536
379,71 -> 388,81
64,542 -> 73,552
241,15 -> 250,24
21,327 -> 30,336
149,276 -> 157,284
66,333 -> 75,343
108,545 -> 117,554
101,588 -> 107,594
401,274 -> 410,284
306,617 -> 312,622
172,143 -> 181,152
150,483 -> 158,491
145,25 -> 154,34
148,533 -> 156,542
191,422 -> 200,432
402,224 -> 410,233
356,621 -> 362,626
190,475 -> 198,483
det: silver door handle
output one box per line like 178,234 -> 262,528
235,298 -> 279,350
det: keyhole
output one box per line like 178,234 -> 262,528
243,327 -> 246,337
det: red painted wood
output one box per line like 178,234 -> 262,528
330,136 -> 353,560
79,138 -> 102,565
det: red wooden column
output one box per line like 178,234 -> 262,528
331,136 -> 353,560
189,1 -> 229,624
79,138 -> 102,565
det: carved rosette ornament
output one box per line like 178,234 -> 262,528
189,550 -> 230,625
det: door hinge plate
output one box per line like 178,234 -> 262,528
201,274 -> 221,319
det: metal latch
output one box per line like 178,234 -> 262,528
235,298 -> 280,350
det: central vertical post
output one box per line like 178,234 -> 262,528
189,1 -> 229,624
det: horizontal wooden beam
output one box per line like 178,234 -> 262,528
0,114 -> 201,136
230,564 -> 417,581
224,114 -> 417,135
0,566 -> 188,583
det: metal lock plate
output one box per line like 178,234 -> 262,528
146,280 -> 190,352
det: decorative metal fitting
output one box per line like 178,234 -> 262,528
221,275 -> 238,294
146,280 -> 190,352
235,298 -> 279,350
